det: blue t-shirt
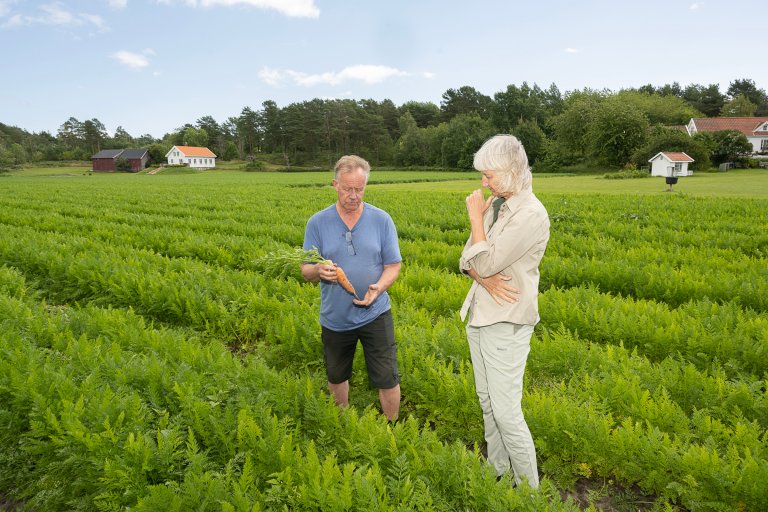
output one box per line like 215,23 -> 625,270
303,203 -> 401,331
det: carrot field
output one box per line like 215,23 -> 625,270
0,169 -> 767,511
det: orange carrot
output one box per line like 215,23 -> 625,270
256,246 -> 360,299
332,263 -> 359,299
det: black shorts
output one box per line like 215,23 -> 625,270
321,310 -> 400,389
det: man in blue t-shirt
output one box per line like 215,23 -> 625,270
301,155 -> 402,421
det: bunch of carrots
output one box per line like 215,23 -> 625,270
256,247 -> 358,299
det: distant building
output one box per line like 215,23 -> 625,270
165,145 -> 217,168
648,151 -> 694,177
686,117 -> 768,155
92,148 -> 149,172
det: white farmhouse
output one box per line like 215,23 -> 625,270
648,152 -> 694,177
165,145 -> 217,168
686,117 -> 768,155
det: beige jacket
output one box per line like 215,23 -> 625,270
459,189 -> 550,327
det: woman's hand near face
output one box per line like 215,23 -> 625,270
466,189 -> 492,221
466,189 -> 493,245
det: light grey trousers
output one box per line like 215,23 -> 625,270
466,321 -> 539,488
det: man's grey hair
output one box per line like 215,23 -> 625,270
334,155 -> 371,182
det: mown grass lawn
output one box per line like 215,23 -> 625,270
7,163 -> 767,198
376,169 -> 768,198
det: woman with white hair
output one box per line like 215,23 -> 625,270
459,134 -> 550,488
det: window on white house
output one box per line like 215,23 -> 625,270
674,163 -> 683,172
761,140 -> 768,150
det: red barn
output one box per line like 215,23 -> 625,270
120,149 -> 150,171
92,149 -> 123,171
91,148 -> 149,172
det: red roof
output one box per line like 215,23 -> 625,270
691,117 -> 768,137
660,152 -> 694,162
175,145 -> 217,157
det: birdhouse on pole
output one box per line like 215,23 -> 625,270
648,152 -> 695,192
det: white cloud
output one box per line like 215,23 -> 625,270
261,65 -> 409,87
258,67 -> 284,86
2,2 -> 105,29
421,72 -> 436,79
0,1 -> 14,17
112,50 -> 150,69
108,0 -> 128,8
689,3 -> 700,10
337,65 -> 408,84
565,48 -> 580,54
3,14 -> 22,26
80,13 -> 106,29
158,0 -> 319,18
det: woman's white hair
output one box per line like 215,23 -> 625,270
473,134 -> 532,195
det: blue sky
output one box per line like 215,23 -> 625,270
1,0 -> 764,139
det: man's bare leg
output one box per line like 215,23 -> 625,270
328,380 -> 349,407
379,384 -> 401,421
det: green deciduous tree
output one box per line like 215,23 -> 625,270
182,126 -> 209,148
631,125 -> 711,170
134,134 -> 157,147
727,78 -> 768,115
222,141 -> 239,161
549,89 -> 606,159
394,112 -> 428,167
511,119 -> 547,166
588,98 -> 649,166
394,112 -> 445,167
9,142 -> 27,165
616,90 -> 702,125
147,143 -> 169,165
695,130 -> 753,165
0,146 -> 14,170
720,94 -> 758,117
115,156 -> 131,172
491,82 -> 563,135
440,113 -> 494,169
398,101 -> 441,128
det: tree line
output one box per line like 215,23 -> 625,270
1,78 -> 766,172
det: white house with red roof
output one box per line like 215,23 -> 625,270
165,145 -> 217,168
686,117 -> 768,155
648,152 -> 695,177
